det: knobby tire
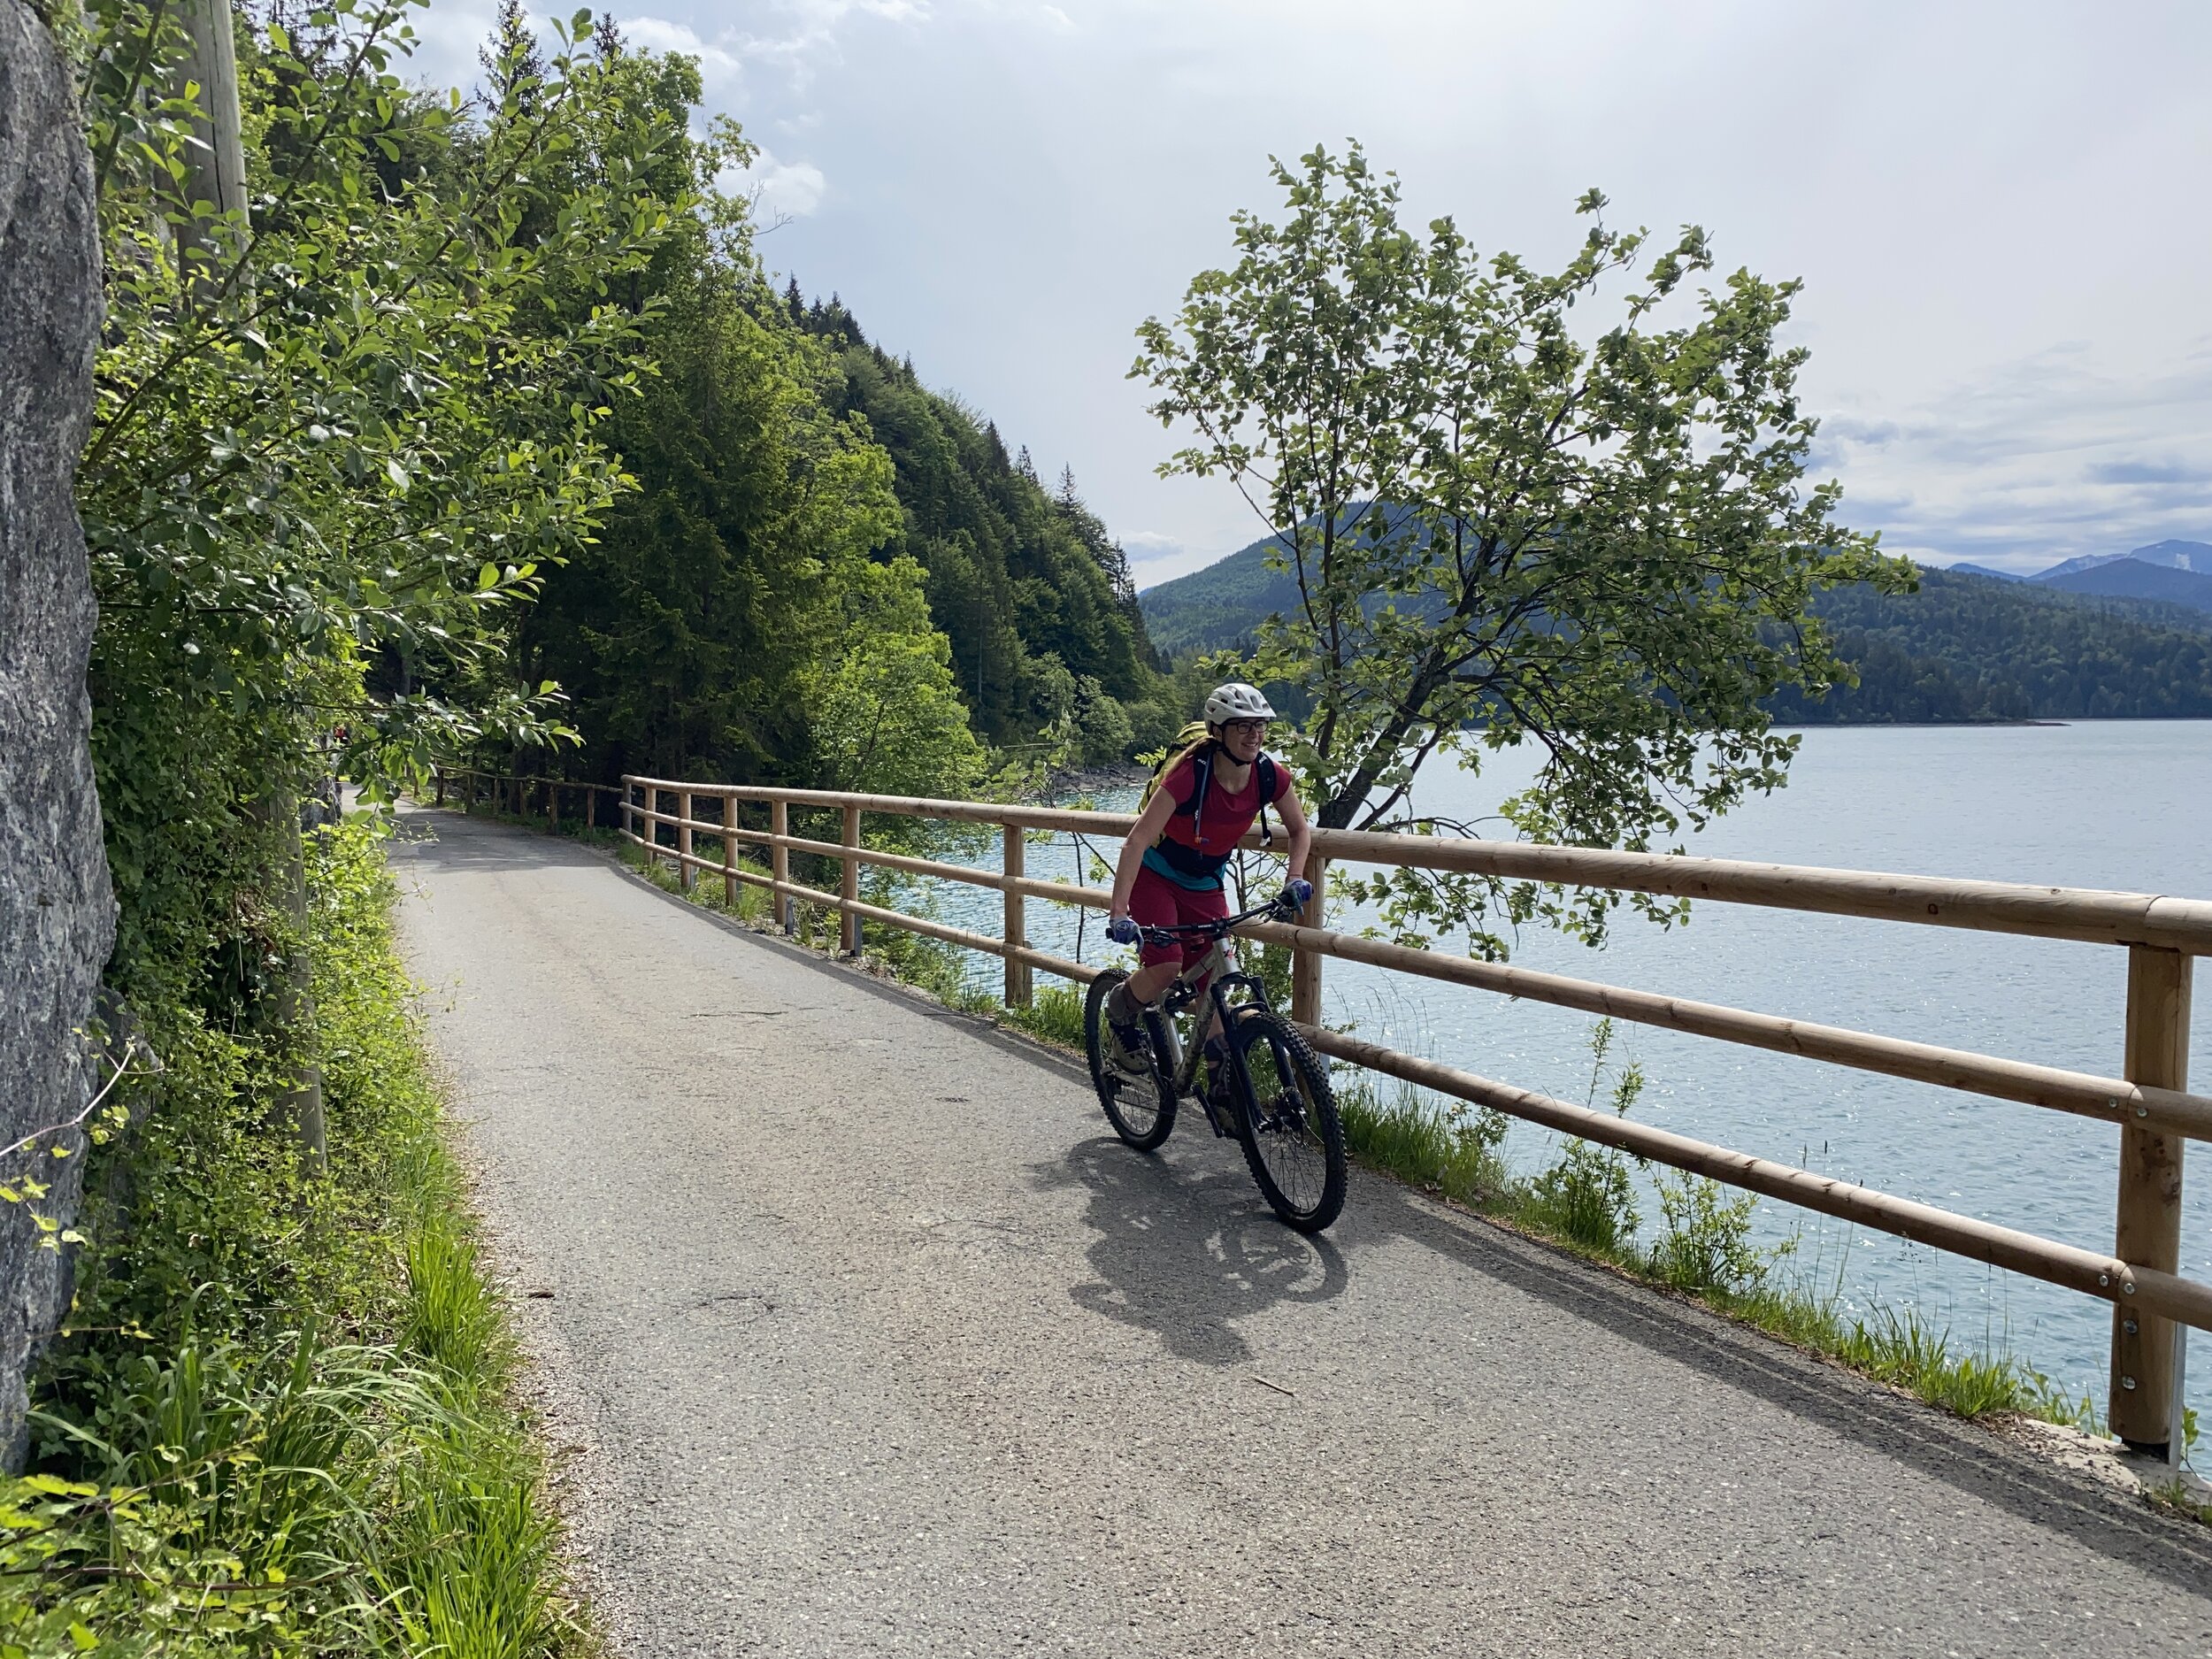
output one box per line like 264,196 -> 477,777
1229,1010 -> 1346,1232
1085,969 -> 1177,1150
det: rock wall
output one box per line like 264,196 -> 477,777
0,0 -> 114,1469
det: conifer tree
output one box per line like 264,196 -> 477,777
480,0 -> 546,107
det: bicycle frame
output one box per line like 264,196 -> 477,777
1141,930 -> 1276,1136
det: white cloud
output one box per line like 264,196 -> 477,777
1125,532 -> 1222,590
726,146 -> 829,219
1819,342 -> 2212,572
622,15 -> 744,81
389,0 -> 2212,578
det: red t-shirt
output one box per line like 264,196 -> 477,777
1158,749 -> 1290,859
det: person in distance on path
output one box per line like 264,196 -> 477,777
1102,683 -> 1313,1100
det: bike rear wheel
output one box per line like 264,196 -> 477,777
1229,1011 -> 1346,1232
1085,970 -> 1177,1150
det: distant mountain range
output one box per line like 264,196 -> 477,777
2032,539 -> 2207,581
1945,541 -> 2212,612
2036,555 -> 2212,611
1138,533 -> 2212,722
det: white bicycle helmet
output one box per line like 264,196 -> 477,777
1203,681 -> 1276,725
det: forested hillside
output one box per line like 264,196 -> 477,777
788,291 -> 1176,754
511,257 -> 1172,791
1143,544 -> 2212,722
1141,531 -> 1303,657
1767,568 -> 2212,722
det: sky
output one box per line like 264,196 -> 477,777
403,1 -> 2212,587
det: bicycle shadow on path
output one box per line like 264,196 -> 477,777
1029,1135 -> 1349,1368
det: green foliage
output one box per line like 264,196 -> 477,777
803,557 -> 987,797
1338,1081 -> 1510,1209
1148,553 -> 2212,726
1768,568 -> 2212,722
514,125 -> 915,786
1133,142 -> 1911,952
1525,1022 -> 1644,1254
791,294 -> 1170,754
1647,1175 -> 1767,1294
1832,1310 -> 2029,1418
11,822 -> 573,1654
1136,531 -> 1305,659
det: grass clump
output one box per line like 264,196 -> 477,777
4,818 -> 580,1655
1339,1084 -> 1510,1210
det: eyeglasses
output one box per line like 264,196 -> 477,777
1221,718 -> 1270,738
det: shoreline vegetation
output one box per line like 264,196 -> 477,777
555,806 -> 2211,1525
2,820 -> 583,1654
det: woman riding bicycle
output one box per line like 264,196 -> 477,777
1102,683 -> 1313,1073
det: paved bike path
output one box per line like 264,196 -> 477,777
389,809 -> 2212,1657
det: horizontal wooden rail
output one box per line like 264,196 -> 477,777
1237,918 -> 2212,1143
615,769 -> 2207,1450
434,767 -> 618,830
626,797 -> 2212,1144
1301,1025 -> 2212,1337
619,824 -> 1094,985
621,775 -> 2212,956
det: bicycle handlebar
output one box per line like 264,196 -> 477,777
1133,896 -> 1298,949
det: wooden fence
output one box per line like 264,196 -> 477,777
470,769 -> 2208,1454
434,767 -> 619,833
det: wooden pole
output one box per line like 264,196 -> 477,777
841,804 -> 862,955
173,0 -> 248,290
549,780 -> 559,833
679,790 -> 695,890
434,770 -> 445,807
2111,945 -> 2192,1452
1290,856 -> 1327,1027
1004,825 -> 1031,1008
772,801 -> 793,933
722,795 -> 740,906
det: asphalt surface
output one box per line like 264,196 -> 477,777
389,808 -> 2212,1657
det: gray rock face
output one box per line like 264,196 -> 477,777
0,0 -> 113,1470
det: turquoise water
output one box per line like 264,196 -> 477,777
913,722 -> 2212,1408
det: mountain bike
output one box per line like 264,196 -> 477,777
1082,897 -> 1348,1233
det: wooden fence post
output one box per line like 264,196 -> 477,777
434,769 -> 446,807
1290,856 -> 1328,1027
722,795 -> 740,906
678,790 -> 695,890
772,800 -> 793,933
1004,825 -> 1031,1008
2111,944 -> 2192,1452
549,781 -> 559,833
841,804 -> 862,955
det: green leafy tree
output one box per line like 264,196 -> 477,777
509,50 -> 906,787
82,0 -> 682,982
1133,143 -> 1911,950
804,556 -> 987,798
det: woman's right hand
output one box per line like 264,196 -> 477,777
1106,913 -> 1140,945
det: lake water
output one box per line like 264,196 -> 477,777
909,721 -> 2212,1410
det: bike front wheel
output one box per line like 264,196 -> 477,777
1229,1011 -> 1346,1232
1085,970 -> 1177,1150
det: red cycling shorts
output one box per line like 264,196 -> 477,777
1127,864 -> 1229,975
